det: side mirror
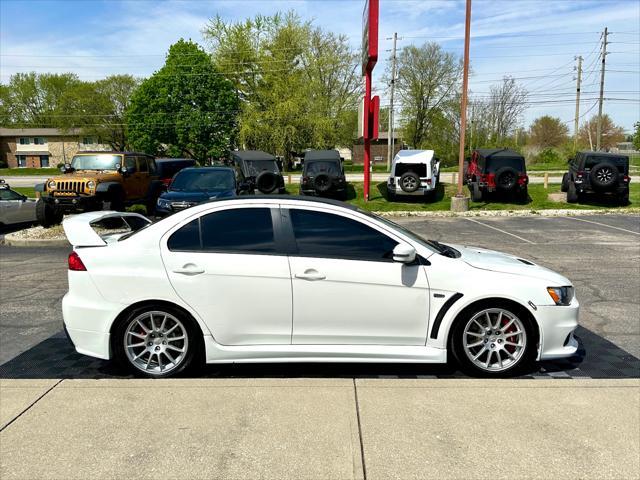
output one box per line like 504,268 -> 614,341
61,163 -> 72,173
120,166 -> 129,175
392,243 -> 416,264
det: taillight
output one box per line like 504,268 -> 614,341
623,175 -> 630,183
518,174 -> 528,185
68,251 -> 87,271
162,178 -> 171,187
302,176 -> 310,184
426,178 -> 432,185
486,173 -> 496,187
576,171 -> 584,179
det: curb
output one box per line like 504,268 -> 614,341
2,235 -> 70,248
375,208 -> 640,218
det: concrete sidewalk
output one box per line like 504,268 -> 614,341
1,378 -> 638,479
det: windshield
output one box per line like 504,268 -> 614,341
170,170 -> 235,192
486,157 -> 524,172
71,154 -> 121,170
305,161 -> 341,175
244,160 -> 278,176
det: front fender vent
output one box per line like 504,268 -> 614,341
517,258 -> 535,265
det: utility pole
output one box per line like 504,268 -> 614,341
387,32 -> 398,171
451,0 -> 472,212
596,27 -> 608,151
573,55 -> 583,150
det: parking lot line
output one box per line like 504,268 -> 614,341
463,217 -> 536,244
565,216 -> 640,236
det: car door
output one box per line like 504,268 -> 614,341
284,207 -> 430,345
160,206 -> 293,345
0,189 -> 29,225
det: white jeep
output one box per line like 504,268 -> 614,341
387,150 -> 440,201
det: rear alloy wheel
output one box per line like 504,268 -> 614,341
115,307 -> 198,378
453,306 -> 535,376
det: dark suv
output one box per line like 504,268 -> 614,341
465,148 -> 528,202
562,151 -> 630,204
299,150 -> 348,199
230,150 -> 286,194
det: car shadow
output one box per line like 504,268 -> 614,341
1,326 -> 637,380
0,221 -> 38,235
574,193 -> 630,207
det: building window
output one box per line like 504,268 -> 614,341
40,155 -> 50,168
19,137 -> 30,145
17,155 -> 27,167
82,136 -> 96,145
33,137 -> 47,145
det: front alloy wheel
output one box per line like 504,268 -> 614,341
453,306 -> 535,376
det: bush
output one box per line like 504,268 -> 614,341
531,147 -> 563,165
56,162 -> 65,169
126,204 -> 147,215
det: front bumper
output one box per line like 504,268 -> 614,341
535,300 -> 580,360
42,194 -> 101,213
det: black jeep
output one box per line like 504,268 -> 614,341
562,151 -> 630,205
299,150 -> 348,199
230,150 -> 286,194
465,148 -> 528,202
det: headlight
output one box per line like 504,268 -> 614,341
157,198 -> 170,207
547,286 -> 574,306
86,180 -> 95,189
47,180 -> 56,189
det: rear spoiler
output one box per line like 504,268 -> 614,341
62,211 -> 151,247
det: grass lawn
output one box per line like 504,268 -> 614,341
0,168 -> 59,176
285,182 -> 639,212
14,183 -> 638,214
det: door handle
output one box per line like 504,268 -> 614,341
295,269 -> 326,281
172,264 -> 205,275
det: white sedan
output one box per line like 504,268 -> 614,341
61,197 -> 579,378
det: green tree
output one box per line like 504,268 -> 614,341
390,42 -> 462,149
203,11 -> 361,162
578,114 -> 625,151
633,121 -> 640,150
127,39 -> 239,162
528,115 -> 569,148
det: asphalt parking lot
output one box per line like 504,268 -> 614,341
0,213 -> 638,377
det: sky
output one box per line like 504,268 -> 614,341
1,0 -> 639,133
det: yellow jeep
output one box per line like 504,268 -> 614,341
36,152 -> 164,224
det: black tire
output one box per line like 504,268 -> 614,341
470,182 -> 482,202
102,190 -> 125,211
314,174 -> 332,193
35,200 -> 63,228
112,304 -> 201,378
561,173 -> 569,192
450,301 -> 537,377
566,181 -> 579,203
256,171 -> 279,194
589,162 -> 618,190
494,166 -> 518,191
399,171 -> 420,193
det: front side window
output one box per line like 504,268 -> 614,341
289,209 -> 397,261
0,189 -> 24,200
124,156 -> 137,172
167,208 -> 277,254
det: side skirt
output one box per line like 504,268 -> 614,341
202,335 -> 447,364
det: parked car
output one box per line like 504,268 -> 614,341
61,196 -> 579,378
0,180 -> 38,228
562,151 -> 631,204
230,150 -> 286,194
155,167 -> 247,216
35,152 -> 164,220
299,150 -> 347,198
156,158 -> 197,188
465,149 -> 529,202
387,150 -> 440,201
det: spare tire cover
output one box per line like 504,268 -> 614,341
495,166 -> 518,191
314,174 -> 332,193
256,171 -> 279,194
589,162 -> 618,190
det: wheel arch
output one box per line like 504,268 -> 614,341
443,296 -> 541,354
109,299 -> 207,357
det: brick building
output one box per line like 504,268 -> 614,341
0,128 -> 109,168
352,131 -> 404,165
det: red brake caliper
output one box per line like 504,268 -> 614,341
502,317 -> 516,354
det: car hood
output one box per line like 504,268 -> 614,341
160,189 -> 236,202
449,244 -> 571,285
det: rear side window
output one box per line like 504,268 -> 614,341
289,209 -> 397,261
167,208 -> 277,253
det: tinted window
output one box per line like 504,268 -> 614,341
305,161 -> 341,175
486,157 -> 524,172
124,156 -> 137,172
201,208 -> 276,253
290,209 -> 397,261
137,157 -> 148,173
167,218 -> 200,251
